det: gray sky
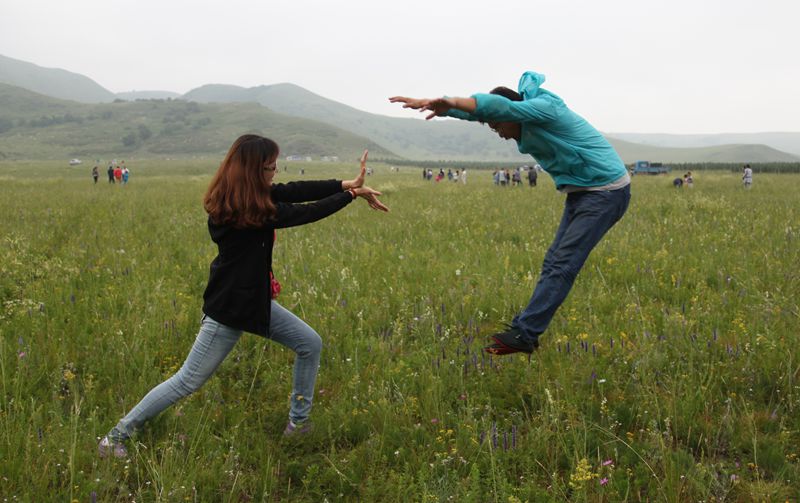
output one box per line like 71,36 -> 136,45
2,0 -> 799,134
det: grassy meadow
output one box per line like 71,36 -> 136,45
0,160 -> 799,502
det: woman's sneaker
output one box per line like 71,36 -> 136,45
283,421 -> 313,436
98,436 -> 128,458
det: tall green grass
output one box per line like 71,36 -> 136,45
1,161 -> 798,501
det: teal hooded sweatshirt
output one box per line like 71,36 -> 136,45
445,71 -> 627,190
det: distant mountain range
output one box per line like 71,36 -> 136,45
1,52 -> 798,163
606,132 -> 800,158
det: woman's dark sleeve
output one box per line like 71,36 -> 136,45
271,180 -> 343,203
273,191 -> 354,229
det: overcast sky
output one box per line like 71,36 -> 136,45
2,0 -> 798,134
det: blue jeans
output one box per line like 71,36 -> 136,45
513,185 -> 631,346
109,301 -> 322,441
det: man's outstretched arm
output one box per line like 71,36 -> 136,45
389,96 -> 477,120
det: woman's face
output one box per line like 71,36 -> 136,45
263,158 -> 278,185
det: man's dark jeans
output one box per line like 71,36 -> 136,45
513,184 -> 631,346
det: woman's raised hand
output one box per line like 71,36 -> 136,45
343,150 -> 368,190
341,149 -> 388,211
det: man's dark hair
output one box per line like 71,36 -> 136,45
490,86 -> 523,101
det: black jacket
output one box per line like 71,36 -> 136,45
202,179 -> 353,335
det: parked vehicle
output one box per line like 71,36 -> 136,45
632,160 -> 669,175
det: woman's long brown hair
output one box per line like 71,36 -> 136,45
204,134 -> 279,228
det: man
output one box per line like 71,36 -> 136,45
390,71 -> 630,355
528,165 -> 538,187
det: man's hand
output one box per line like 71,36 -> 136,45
390,96 -> 464,120
388,96 -> 431,110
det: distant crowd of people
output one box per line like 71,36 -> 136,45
92,161 -> 130,185
423,167 -> 467,184
493,165 -> 539,187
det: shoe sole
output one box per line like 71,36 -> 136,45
484,334 -> 535,355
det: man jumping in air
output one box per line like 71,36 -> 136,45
390,71 -> 630,355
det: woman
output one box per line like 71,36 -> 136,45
99,134 -> 388,457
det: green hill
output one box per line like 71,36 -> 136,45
0,83 -> 395,161
0,53 -> 116,103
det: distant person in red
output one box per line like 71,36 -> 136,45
114,166 -> 122,183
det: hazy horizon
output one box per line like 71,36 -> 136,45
2,0 -> 799,135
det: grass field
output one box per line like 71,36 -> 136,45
1,160 -> 798,502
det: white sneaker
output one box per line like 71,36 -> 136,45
98,436 -> 128,458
